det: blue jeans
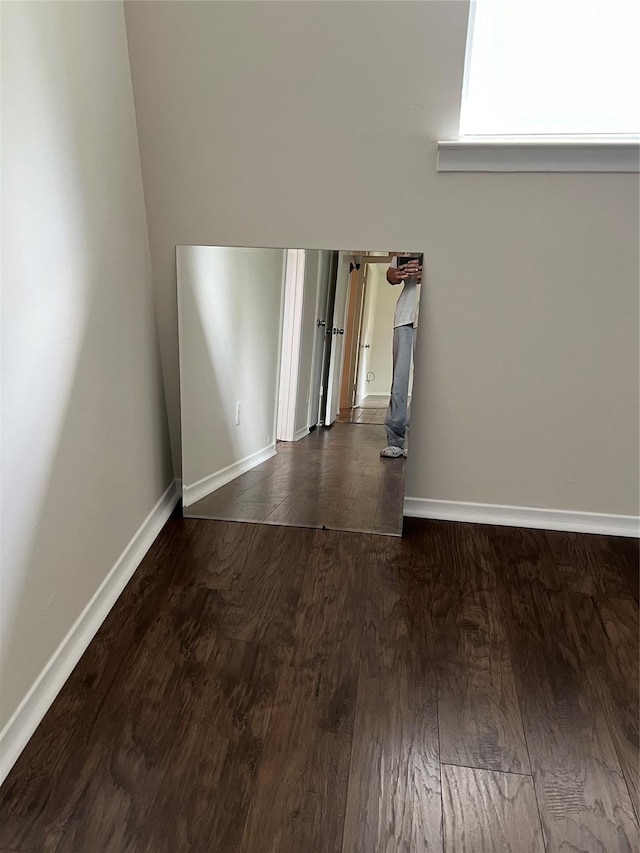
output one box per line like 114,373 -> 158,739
384,324 -> 414,448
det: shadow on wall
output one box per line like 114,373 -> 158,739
177,246 -> 285,506
1,3 -> 172,739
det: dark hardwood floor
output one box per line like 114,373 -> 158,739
0,517 -> 638,852
336,406 -> 387,425
186,422 -> 406,536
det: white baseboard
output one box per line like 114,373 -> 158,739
294,426 -> 310,442
357,393 -> 390,408
403,497 -> 640,538
0,481 -> 180,786
182,443 -> 276,508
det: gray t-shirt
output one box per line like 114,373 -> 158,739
389,256 -> 421,328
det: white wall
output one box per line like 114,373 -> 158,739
1,1 -> 173,739
125,1 -> 639,518
357,265 -> 379,403
178,246 -> 285,501
367,266 -> 397,396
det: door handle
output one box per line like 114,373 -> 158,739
335,328 -> 344,335
317,320 -> 326,327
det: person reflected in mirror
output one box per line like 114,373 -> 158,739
380,253 -> 423,459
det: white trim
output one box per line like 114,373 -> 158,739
182,443 -> 276,507
356,393 -> 393,408
273,253 -> 288,460
277,250 -> 306,441
294,426 -> 310,442
436,140 -> 640,173
0,482 -> 180,786
176,248 -> 189,490
358,401 -> 388,409
404,497 -> 640,538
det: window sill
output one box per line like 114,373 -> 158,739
436,139 -> 640,173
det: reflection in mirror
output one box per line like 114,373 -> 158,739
177,246 -> 423,536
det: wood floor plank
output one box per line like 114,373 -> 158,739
196,523 -> 314,647
424,521 -> 498,592
434,584 -> 530,775
69,585 -> 229,851
544,529 -> 639,602
442,764 -> 545,852
489,524 -> 562,593
239,530 -> 366,853
502,582 -> 640,851
341,537 -> 442,853
170,518 -> 262,590
489,523 -> 638,602
136,636 -> 284,853
577,596 -> 639,821
233,478 -> 297,503
95,630 -> 281,853
433,524 -> 531,775
608,537 -> 640,602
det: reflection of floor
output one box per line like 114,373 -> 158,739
186,423 -> 406,535
337,406 -> 386,425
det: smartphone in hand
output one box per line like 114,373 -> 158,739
397,253 -> 423,268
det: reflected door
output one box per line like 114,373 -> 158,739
308,252 -> 332,428
324,252 -> 352,426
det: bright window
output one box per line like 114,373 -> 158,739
460,0 -> 640,139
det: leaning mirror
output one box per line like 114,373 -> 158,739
177,245 -> 423,536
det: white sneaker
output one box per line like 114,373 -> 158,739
380,446 -> 404,458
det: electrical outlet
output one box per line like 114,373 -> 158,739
235,401 -> 241,426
